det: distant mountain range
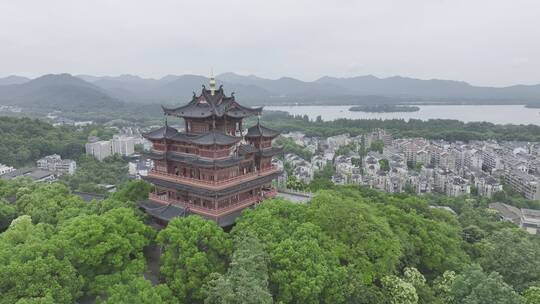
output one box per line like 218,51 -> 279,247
0,72 -> 539,112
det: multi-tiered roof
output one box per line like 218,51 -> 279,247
162,85 -> 262,119
140,76 -> 281,227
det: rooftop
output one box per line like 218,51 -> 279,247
162,85 -> 262,119
488,202 -> 522,225
1,168 -> 55,181
143,127 -> 241,146
245,121 -> 280,138
521,208 -> 540,224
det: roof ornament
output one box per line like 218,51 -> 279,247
164,115 -> 168,127
209,68 -> 217,96
192,91 -> 197,99
256,115 -> 263,137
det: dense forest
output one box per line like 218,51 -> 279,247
261,111 -> 540,142
1,177 -> 539,304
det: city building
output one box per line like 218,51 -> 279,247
1,168 -> 56,183
112,135 -> 136,156
140,78 -> 282,227
489,202 -> 540,235
0,164 -> 15,176
475,175 -> 503,198
85,140 -> 112,161
85,135 -> 136,160
128,159 -> 153,178
504,169 -> 540,200
36,154 -> 77,175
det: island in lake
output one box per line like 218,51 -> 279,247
349,104 -> 420,113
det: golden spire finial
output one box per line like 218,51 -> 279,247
209,68 -> 216,96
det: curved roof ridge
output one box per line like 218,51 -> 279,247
142,125 -> 179,140
186,130 -> 241,146
162,84 -> 262,118
245,122 -> 280,138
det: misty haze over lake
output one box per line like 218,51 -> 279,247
266,104 -> 540,125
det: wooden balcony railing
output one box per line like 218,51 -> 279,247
148,192 -> 263,217
150,148 -> 233,160
148,165 -> 279,190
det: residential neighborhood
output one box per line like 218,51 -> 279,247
280,129 -> 540,201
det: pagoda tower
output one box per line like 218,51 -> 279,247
140,76 -> 282,226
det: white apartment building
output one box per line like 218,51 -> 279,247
464,149 -> 483,170
85,140 -> 112,161
86,135 -> 136,160
446,176 -> 471,197
504,169 -> 540,200
36,154 -> 77,175
475,176 -> 503,198
0,164 -> 15,176
112,135 -> 135,156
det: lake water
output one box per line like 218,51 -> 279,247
264,105 -> 540,125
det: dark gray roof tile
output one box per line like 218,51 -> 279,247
142,126 -> 178,140
162,86 -> 262,119
245,122 -> 280,138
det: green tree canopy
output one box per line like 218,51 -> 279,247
15,183 -> 87,225
157,216 -> 232,304
99,276 -> 175,304
0,216 -> 83,304
524,286 -> 540,304
53,207 -> 154,294
310,190 -> 401,281
204,233 -> 272,304
478,228 -> 540,291
448,264 -> 523,304
382,275 -> 419,304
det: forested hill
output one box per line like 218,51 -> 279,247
0,74 -> 124,112
0,180 -> 539,303
0,117 -> 113,166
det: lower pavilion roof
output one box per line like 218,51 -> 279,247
143,127 -> 241,146
172,131 -> 241,146
245,121 -> 280,138
237,145 -> 283,157
139,200 -> 188,222
145,151 -> 243,168
238,144 -> 258,156
139,199 -> 248,227
142,171 -> 281,198
143,125 -> 178,141
261,146 -> 283,157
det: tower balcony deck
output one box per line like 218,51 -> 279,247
147,165 -> 280,190
148,188 -> 277,218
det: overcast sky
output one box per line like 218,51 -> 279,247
1,0 -> 539,86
